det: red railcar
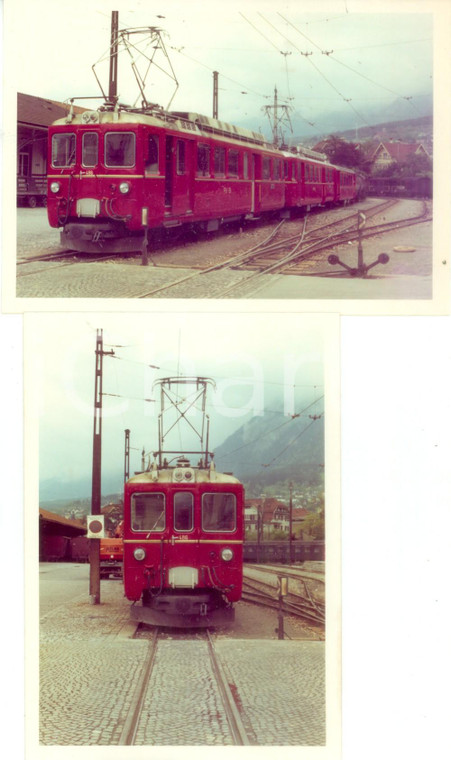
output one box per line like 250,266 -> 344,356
123,461 -> 244,627
47,107 -> 360,255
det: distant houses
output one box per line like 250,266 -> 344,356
370,140 -> 430,172
244,497 -> 310,536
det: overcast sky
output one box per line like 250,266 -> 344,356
28,312 -> 330,489
6,0 -> 436,138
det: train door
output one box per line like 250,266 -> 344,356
251,153 -> 261,215
165,136 -> 194,217
164,136 -> 173,210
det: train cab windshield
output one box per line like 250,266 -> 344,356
104,132 -> 135,167
202,493 -> 236,532
52,133 -> 76,167
174,492 -> 194,532
132,492 -> 165,531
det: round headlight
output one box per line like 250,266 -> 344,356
119,181 -> 131,194
221,548 -> 234,562
133,548 -> 146,561
50,181 -> 61,193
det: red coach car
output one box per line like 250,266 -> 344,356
47,107 -> 360,255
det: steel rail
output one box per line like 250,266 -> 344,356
214,201 -> 430,296
242,578 -> 325,625
131,219 -> 287,299
244,563 -> 325,584
117,627 -> 160,745
206,630 -> 251,745
241,587 -> 325,626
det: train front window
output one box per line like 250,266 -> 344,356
52,133 -> 76,168
104,132 -> 135,167
202,493 -> 236,532
82,132 -> 98,167
174,492 -> 194,532
131,492 -> 165,532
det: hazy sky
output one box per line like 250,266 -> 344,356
28,312 -> 330,488
6,0 -> 435,138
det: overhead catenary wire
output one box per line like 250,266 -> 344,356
261,417 -> 318,469
277,12 -> 425,117
214,395 -> 324,461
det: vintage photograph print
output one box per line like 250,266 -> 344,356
24,311 -> 340,757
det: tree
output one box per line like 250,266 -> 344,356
300,509 -> 325,540
399,151 -> 432,177
322,136 -> 363,169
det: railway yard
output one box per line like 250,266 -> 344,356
38,561 -> 328,746
16,197 -> 432,300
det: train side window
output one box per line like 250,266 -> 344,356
228,150 -> 239,177
274,160 -> 281,180
202,493 -> 236,532
176,140 -> 186,174
105,132 -> 135,167
52,133 -> 76,168
174,492 -> 194,532
82,132 -> 98,167
262,156 -> 271,179
197,143 -> 210,176
145,135 -> 159,174
243,152 -> 249,179
131,492 -> 165,532
214,147 -> 225,176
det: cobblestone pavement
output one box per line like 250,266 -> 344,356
216,640 -> 325,745
39,570 -> 327,746
135,640 -> 235,745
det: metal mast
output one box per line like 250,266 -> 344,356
262,86 -> 293,147
213,71 -> 219,119
108,10 -> 119,103
124,429 -> 130,483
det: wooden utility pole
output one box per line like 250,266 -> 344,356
89,329 -> 114,604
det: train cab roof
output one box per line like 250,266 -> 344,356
126,464 -> 241,487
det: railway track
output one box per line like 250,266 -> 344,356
133,198 -> 430,298
241,576 -> 325,627
213,199 -> 431,297
118,627 -> 252,746
16,199 -> 431,297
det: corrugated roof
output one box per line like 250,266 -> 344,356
18,92 -> 85,128
39,508 -> 86,535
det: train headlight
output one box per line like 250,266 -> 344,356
221,548 -> 234,562
133,548 -> 146,561
50,181 -> 61,193
119,181 -> 131,194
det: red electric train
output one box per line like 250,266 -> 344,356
47,107 -> 359,255
46,13 -> 361,256
123,376 -> 244,628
